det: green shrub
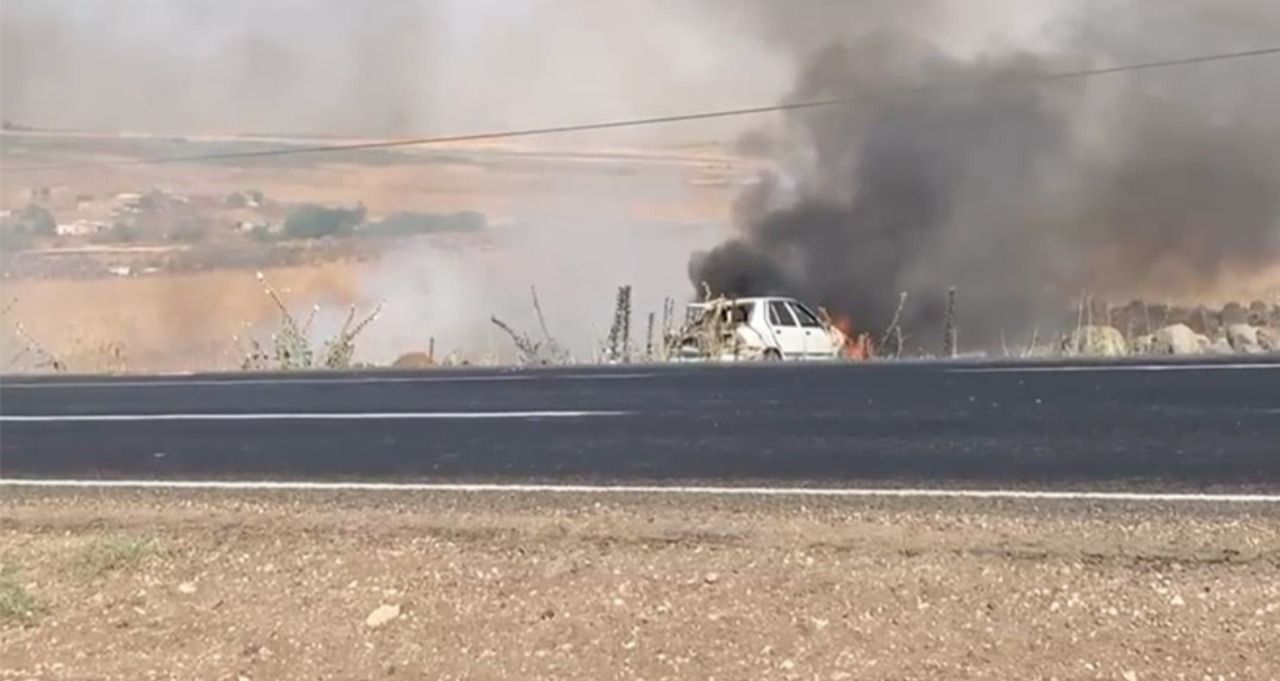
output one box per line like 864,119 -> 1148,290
17,204 -> 55,236
92,222 -> 139,244
0,225 -> 34,252
0,203 -> 56,251
73,535 -> 157,579
0,563 -> 44,624
167,219 -> 209,243
283,204 -> 366,239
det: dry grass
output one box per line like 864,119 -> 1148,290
71,534 -> 160,580
0,562 -> 44,625
2,263 -> 363,372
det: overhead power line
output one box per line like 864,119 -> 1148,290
5,45 -> 1279,174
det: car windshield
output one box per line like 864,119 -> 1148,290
790,302 -> 824,328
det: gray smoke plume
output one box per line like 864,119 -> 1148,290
691,1 -> 1280,346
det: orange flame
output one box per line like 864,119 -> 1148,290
833,315 -> 873,360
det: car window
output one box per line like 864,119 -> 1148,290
733,303 -> 754,324
768,301 -> 797,327
790,302 -> 823,328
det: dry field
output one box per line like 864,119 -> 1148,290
1,132 -> 750,224
2,263 -> 366,372
1,133 -> 752,372
2,490 -> 1278,680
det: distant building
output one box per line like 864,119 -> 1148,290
112,193 -> 143,215
55,219 -> 108,236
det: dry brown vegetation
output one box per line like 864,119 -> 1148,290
2,264 -> 363,373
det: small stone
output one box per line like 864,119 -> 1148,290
365,604 -> 401,629
704,573 -> 720,584
780,660 -> 796,671
177,582 -> 197,595
1123,672 -> 1138,681
1171,594 -> 1186,607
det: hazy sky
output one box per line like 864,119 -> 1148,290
0,0 -> 1062,141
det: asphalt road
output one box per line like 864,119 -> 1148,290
2,358 -> 1278,489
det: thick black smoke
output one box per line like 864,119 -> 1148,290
691,4 -> 1280,348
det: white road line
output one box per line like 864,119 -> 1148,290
0,410 -> 625,423
1,479 -> 1277,503
0,373 -> 653,391
951,362 -> 1280,374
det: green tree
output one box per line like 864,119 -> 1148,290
17,204 -> 55,236
283,204 -> 366,239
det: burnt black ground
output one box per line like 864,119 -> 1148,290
1,358 -> 1278,489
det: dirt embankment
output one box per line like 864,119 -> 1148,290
2,491 -> 1278,680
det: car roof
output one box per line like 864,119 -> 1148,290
686,296 -> 801,307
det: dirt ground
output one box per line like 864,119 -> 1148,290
2,490 -> 1277,680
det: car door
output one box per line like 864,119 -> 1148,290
766,300 -> 806,358
788,301 -> 838,359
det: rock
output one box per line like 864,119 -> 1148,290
1171,594 -> 1186,607
177,582 -> 197,595
1122,671 -> 1138,681
703,572 -> 720,585
1062,325 -> 1128,357
1247,300 -> 1271,325
1148,324 -> 1209,355
1206,337 -> 1236,355
1257,327 -> 1277,351
365,604 -> 401,629
1226,324 -> 1264,353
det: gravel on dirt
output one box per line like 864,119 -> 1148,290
2,489 -> 1278,680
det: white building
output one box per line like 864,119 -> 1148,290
55,219 -> 108,237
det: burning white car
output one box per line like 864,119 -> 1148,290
670,296 -> 865,362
